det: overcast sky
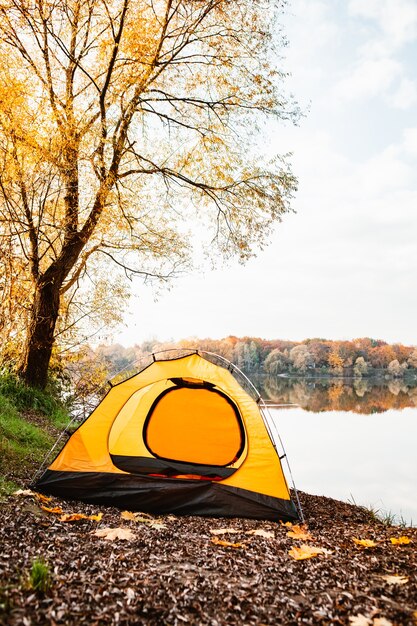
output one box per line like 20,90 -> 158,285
114,0 -> 417,348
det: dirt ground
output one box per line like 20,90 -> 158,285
0,491 -> 416,625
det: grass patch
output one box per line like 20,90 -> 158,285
0,373 -> 70,484
28,558 -> 52,594
0,373 -> 68,428
0,476 -> 19,499
0,392 -> 53,480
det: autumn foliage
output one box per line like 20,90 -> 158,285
93,336 -> 417,380
0,0 -> 298,388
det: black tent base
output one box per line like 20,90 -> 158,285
33,470 -> 299,522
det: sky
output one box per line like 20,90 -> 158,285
114,0 -> 417,348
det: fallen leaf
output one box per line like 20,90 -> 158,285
211,537 -> 246,549
34,493 -> 52,503
59,513 -> 90,522
210,528 -> 239,535
121,511 -> 139,521
379,574 -> 409,585
281,521 -> 293,528
349,615 -> 372,626
352,537 -> 378,548
13,489 -> 36,497
120,511 -> 165,528
245,529 -> 274,539
288,544 -> 330,560
40,505 -> 63,514
149,522 -> 167,530
286,524 -> 313,541
121,510 -> 153,521
390,536 -> 412,545
59,512 -> 102,522
373,619 -> 393,626
93,527 -> 135,541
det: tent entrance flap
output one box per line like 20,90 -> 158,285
144,386 -> 245,466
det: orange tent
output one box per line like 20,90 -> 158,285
34,351 -> 299,521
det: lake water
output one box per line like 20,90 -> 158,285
258,378 -> 417,525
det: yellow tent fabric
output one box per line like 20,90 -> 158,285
35,353 -> 298,521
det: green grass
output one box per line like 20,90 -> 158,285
0,373 -> 70,492
28,558 -> 52,594
0,373 -> 68,428
0,476 -> 19,498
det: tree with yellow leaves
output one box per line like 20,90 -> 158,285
0,0 -> 298,388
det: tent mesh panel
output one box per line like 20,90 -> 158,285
109,349 -> 261,403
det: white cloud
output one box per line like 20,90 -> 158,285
348,0 -> 417,48
352,145 -> 414,196
333,1 -> 417,108
287,0 -> 340,48
402,127 -> 417,154
387,77 -> 417,109
334,58 -> 402,102
283,0 -> 340,87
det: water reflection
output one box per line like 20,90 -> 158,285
257,377 -> 417,524
254,376 -> 417,414
270,406 -> 417,526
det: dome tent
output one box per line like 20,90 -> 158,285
34,350 -> 300,521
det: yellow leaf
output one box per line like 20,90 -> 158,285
13,489 -> 52,503
59,513 -> 90,522
373,619 -> 393,626
245,529 -> 274,539
211,537 -> 246,549
288,544 -> 329,560
40,505 -> 63,514
93,527 -> 135,541
120,511 -> 165,528
352,537 -> 378,548
121,511 -> 139,521
121,510 -> 153,521
390,536 -> 412,545
59,512 -> 103,522
379,574 -> 408,585
286,524 -> 313,541
34,493 -> 52,503
210,528 -> 239,535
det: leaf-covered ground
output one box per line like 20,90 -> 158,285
0,491 -> 416,625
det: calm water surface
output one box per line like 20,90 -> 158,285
260,378 -> 417,525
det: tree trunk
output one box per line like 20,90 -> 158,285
17,193 -> 107,389
18,278 -> 61,389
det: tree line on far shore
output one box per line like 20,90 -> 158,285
90,336 -> 417,381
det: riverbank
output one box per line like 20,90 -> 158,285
1,490 -> 416,625
0,376 -> 415,624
